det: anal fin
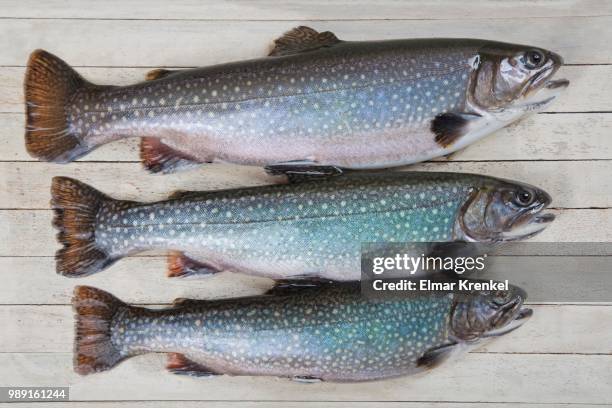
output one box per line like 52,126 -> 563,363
431,112 -> 481,148
167,353 -> 219,377
265,161 -> 343,183
167,251 -> 221,278
140,137 -> 204,174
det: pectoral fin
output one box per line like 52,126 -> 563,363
417,342 -> 458,370
266,278 -> 339,295
140,138 -> 204,174
167,251 -> 221,278
172,297 -> 206,307
167,190 -> 205,200
292,375 -> 323,383
431,112 -> 481,148
269,26 -> 341,57
265,161 -> 343,183
166,353 -> 220,377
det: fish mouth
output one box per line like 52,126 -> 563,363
545,78 -> 570,90
502,211 -> 555,241
484,288 -> 532,338
521,77 -> 570,111
520,58 -> 570,112
483,307 -> 533,338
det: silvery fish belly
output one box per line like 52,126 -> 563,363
51,172 -> 555,279
72,282 -> 532,381
26,27 -> 568,174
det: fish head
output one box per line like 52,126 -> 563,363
450,283 -> 532,341
469,42 -> 568,116
454,177 -> 555,242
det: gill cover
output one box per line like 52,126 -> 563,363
455,177 -> 554,242
450,284 -> 529,341
470,43 -> 564,110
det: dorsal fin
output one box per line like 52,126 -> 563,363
269,26 -> 341,57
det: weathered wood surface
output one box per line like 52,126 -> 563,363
1,161 -> 610,209
1,0 -> 611,405
5,404 -> 606,408
0,353 -> 609,404
3,0 -> 612,20
2,19 -> 612,65
3,256 -> 611,305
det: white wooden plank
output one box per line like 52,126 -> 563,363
0,209 -> 610,257
2,304 -> 609,354
0,64 -> 608,115
0,257 -> 273,305
2,112 -> 612,162
0,352 -> 609,403
5,403 -> 601,408
0,162 -> 277,208
535,209 -> 612,241
2,0 -> 610,20
1,19 -> 611,66
1,256 -> 610,305
0,114 -> 142,161
1,161 -> 610,209
449,113 -> 612,161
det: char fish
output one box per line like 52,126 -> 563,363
73,282 -> 532,381
52,172 -> 554,279
26,27 -> 568,175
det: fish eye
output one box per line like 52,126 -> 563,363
524,50 -> 546,69
514,189 -> 535,206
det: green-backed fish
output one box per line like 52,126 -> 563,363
52,172 -> 554,279
26,26 -> 567,175
73,282 -> 532,381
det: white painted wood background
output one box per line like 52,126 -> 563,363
1,0 -> 611,406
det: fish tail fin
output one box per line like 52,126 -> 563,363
73,286 -> 129,375
51,177 -> 117,277
25,49 -> 95,162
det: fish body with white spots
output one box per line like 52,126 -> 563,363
52,172 -> 554,279
73,282 -> 532,381
26,27 -> 568,175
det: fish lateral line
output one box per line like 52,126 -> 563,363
74,72 -> 463,116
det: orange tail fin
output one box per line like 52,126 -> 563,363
25,50 -> 94,162
73,286 -> 129,375
51,177 -> 117,277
